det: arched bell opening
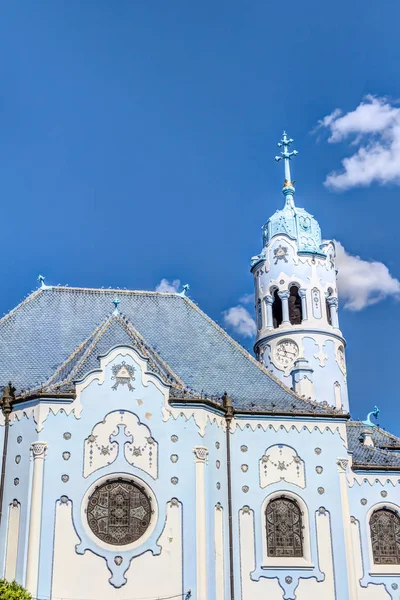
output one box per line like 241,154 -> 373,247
272,290 -> 282,329
289,285 -> 302,325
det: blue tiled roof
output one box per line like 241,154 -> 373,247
0,286 -> 338,414
347,422 -> 400,469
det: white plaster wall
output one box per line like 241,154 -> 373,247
239,509 -> 283,599
215,505 -> 225,600
295,511 -> 335,600
52,500 -> 183,600
351,519 -> 390,600
4,501 -> 20,582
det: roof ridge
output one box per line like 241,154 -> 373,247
41,311 -> 186,393
181,296 -> 342,415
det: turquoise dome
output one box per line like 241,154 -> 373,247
262,187 -> 323,254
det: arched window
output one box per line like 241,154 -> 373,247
266,497 -> 303,557
370,508 -> 400,564
288,286 -> 302,325
326,288 -> 333,325
257,299 -> 262,330
272,290 -> 282,329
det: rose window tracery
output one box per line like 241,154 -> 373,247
87,479 -> 151,546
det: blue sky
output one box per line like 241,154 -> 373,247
1,1 -> 399,432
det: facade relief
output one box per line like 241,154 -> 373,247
84,410 -> 158,479
259,444 -> 306,489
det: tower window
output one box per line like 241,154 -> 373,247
272,290 -> 282,329
266,497 -> 303,557
370,508 -> 400,564
257,299 -> 262,330
289,286 -> 302,325
326,288 -> 333,325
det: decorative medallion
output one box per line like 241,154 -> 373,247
242,505 -> 251,514
171,477 -> 178,485
87,480 -> 151,546
170,454 -> 179,463
114,556 -> 123,566
242,485 -> 249,493
15,455 -> 21,464
63,452 -> 71,461
215,442 -> 220,449
361,498 -> 367,505
273,244 -> 288,264
216,460 -> 220,469
318,507 -> 326,515
111,361 -> 136,392
317,487 -> 325,495
279,279 -> 285,285
169,498 -> 179,507
61,475 -> 69,483
12,499 -> 19,507
171,435 -> 178,443
241,464 -> 248,472
241,445 -> 248,453
60,495 -> 69,504
63,432 -> 71,440
14,478 -> 19,486
381,491 -> 388,498
314,448 -> 322,455
316,466 -> 323,474
285,576 -> 293,585
216,482 -> 221,490
17,436 -> 22,444
392,583 -> 398,590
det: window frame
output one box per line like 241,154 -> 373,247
367,502 -> 400,575
261,491 -> 313,569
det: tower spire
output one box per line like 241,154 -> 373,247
274,131 -> 298,206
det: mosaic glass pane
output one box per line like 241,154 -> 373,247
370,509 -> 400,564
87,480 -> 151,546
266,497 -> 303,557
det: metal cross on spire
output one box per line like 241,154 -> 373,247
274,131 -> 298,186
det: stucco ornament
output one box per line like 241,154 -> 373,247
259,445 -> 305,488
84,410 -> 158,479
111,361 -> 136,391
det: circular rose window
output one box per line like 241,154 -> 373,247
87,479 -> 151,546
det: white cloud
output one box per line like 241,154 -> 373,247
223,305 -> 256,338
335,241 -> 400,310
317,95 -> 400,190
155,278 -> 181,293
239,293 -> 254,305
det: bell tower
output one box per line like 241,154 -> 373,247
251,132 -> 348,410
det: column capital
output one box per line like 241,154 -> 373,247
327,296 -> 338,308
278,290 -> 290,300
193,446 -> 208,463
265,294 -> 274,305
298,288 -> 307,298
337,458 -> 349,473
31,442 -> 48,459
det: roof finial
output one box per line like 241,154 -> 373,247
38,274 -> 48,289
362,405 -> 380,427
112,297 -> 120,315
274,131 -> 298,201
178,284 -> 190,297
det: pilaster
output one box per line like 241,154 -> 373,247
194,446 -> 209,600
25,442 -> 48,596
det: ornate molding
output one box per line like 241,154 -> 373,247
31,442 -> 47,458
193,446 -> 208,463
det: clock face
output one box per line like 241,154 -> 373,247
337,346 -> 346,374
274,340 -> 299,368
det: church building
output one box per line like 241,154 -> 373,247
1,133 -> 400,600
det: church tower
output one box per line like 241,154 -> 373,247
251,132 -> 348,411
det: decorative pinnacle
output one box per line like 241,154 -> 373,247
112,297 -> 120,315
178,284 -> 190,297
38,274 -> 46,288
274,131 -> 298,187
